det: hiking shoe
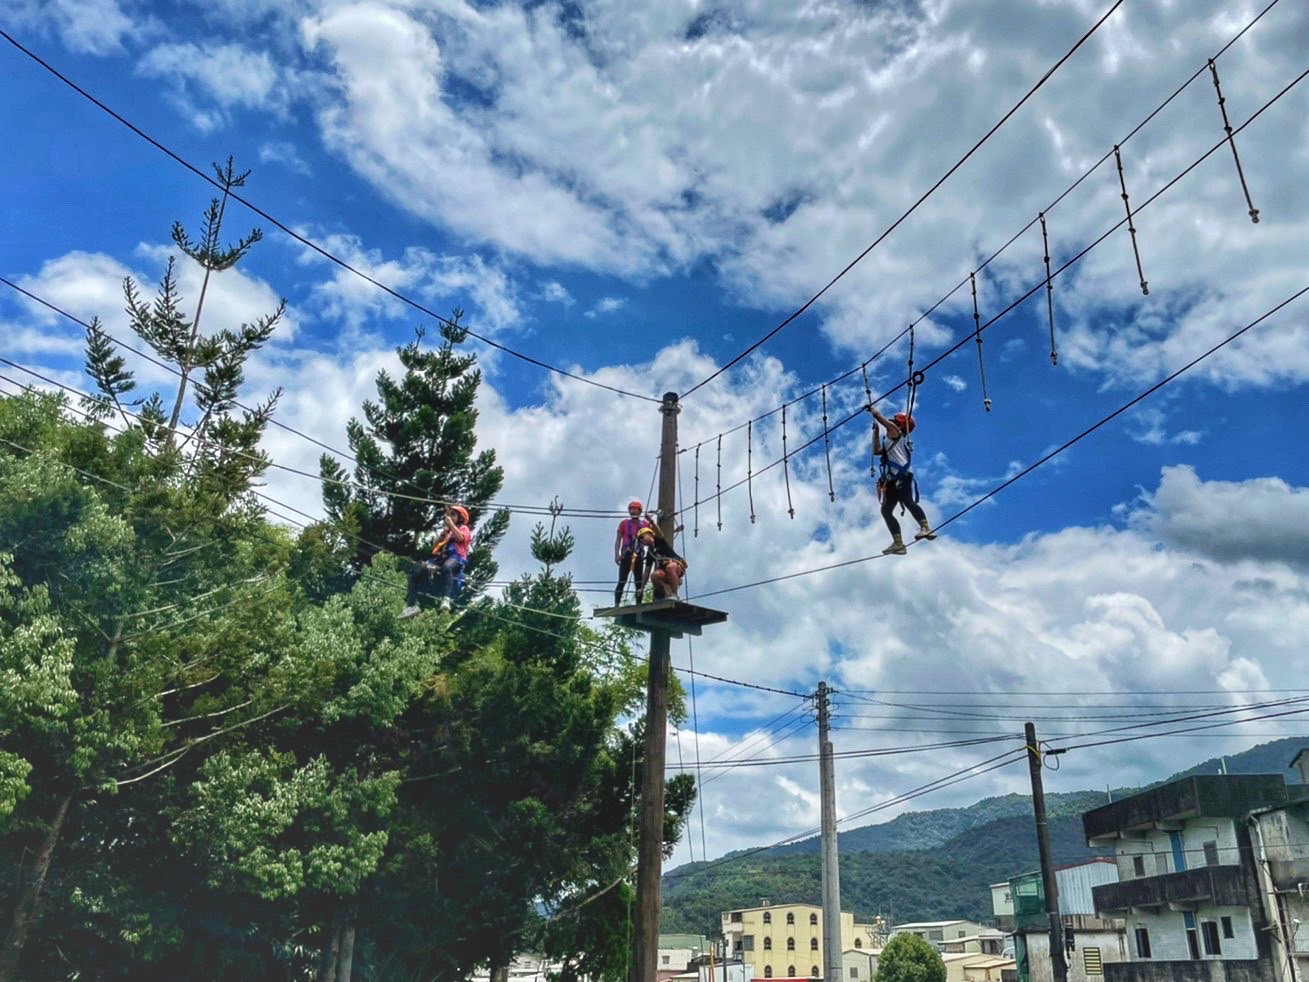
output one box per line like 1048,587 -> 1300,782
401,605 -> 420,619
883,540 -> 908,556
915,526 -> 937,541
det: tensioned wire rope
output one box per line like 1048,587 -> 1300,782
674,0 -> 1287,446
679,0 -> 1126,400
0,32 -> 660,406
684,281 -> 1309,600
672,56 -> 1309,523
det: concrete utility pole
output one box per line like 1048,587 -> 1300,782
629,391 -> 681,982
1025,721 -> 1068,982
818,681 -> 843,982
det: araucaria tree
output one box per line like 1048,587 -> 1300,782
319,318 -> 509,599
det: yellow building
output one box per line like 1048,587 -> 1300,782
720,902 -> 878,979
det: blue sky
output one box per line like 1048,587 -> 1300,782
4,0 -> 1309,863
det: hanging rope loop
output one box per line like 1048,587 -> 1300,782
1208,59 -> 1260,224
781,403 -> 795,519
971,271 -> 992,412
820,384 -> 835,502
746,420 -> 756,524
1114,145 -> 1149,296
1040,212 -> 1059,366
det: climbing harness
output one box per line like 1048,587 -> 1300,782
1113,145 -> 1149,296
1208,59 -> 1260,224
1040,213 -> 1058,366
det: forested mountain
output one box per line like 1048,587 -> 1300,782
660,735 -> 1309,936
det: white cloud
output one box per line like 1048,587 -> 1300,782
540,281 -> 574,306
583,296 -> 626,319
11,0 -> 137,56
942,374 -> 967,392
293,232 -> 523,334
259,141 -> 312,175
136,41 -> 292,128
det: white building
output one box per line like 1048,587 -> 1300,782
1084,771 -> 1301,981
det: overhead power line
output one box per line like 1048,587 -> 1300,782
686,281 -> 1309,600
679,0 -> 1124,399
0,29 -> 660,405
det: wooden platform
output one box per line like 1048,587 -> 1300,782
592,598 -> 728,638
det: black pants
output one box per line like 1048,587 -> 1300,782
881,476 -> 928,537
614,549 -> 648,604
406,557 -> 465,606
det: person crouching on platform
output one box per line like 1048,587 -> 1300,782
639,525 -> 688,600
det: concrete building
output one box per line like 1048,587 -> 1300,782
1003,858 -> 1128,982
659,935 -> 710,979
993,881 -> 1017,932
721,901 -> 877,980
1083,771 -> 1309,981
841,946 -> 880,981
891,919 -> 994,948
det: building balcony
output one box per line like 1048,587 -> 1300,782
1104,959 -> 1271,982
1092,866 -> 1251,915
1084,775 -> 1289,846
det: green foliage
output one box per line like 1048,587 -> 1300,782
875,932 -> 945,982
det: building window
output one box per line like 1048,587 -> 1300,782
850,969 -> 859,979
810,913 -> 818,926
811,938 -> 819,951
1083,947 -> 1103,976
1186,926 -> 1201,960
1201,921 -> 1222,956
855,938 -> 862,949
661,955 -> 670,965
1134,927 -> 1152,959
1132,855 -> 1145,876
787,938 -> 796,951
764,968 -> 772,979
743,936 -> 754,952
788,967 -> 796,978
787,913 -> 796,925
764,912 -> 772,924
764,938 -> 772,951
1221,916 -> 1234,939
811,967 -> 819,978
1203,840 -> 1220,867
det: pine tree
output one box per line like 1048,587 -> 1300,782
319,317 -> 508,598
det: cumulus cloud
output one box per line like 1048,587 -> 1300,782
1129,464 -> 1309,570
10,0 -> 137,55
584,296 -> 626,318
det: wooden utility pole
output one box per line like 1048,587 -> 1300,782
817,681 -> 842,982
1026,721 -> 1068,982
629,391 -> 681,982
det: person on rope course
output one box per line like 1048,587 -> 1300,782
402,503 -> 472,618
640,525 -> 688,600
869,406 -> 936,555
613,499 -> 652,605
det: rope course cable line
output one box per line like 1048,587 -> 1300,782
0,30 -> 661,406
671,54 -> 1309,525
672,0 -> 1288,453
678,0 -> 1125,400
684,281 -> 1309,599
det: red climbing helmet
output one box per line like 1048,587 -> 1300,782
449,504 -> 469,524
627,499 -> 643,513
893,412 -> 916,433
